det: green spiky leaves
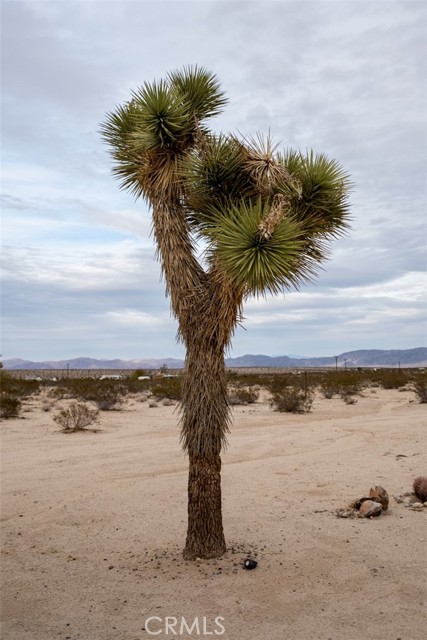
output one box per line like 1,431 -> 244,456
101,66 -> 352,298
168,65 -> 227,121
130,80 -> 192,150
209,199 -> 318,296
278,150 -> 352,238
183,135 -> 253,229
100,66 -> 228,199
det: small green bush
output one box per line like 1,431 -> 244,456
57,378 -> 126,410
0,396 -> 21,418
0,372 -> 40,418
226,372 -> 268,388
121,375 -> 152,394
152,377 -> 182,401
0,371 -> 41,399
369,369 -> 410,389
271,386 -> 313,413
319,371 -> 364,396
54,403 -> 100,432
264,374 -> 292,395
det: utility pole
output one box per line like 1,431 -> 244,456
334,356 -> 338,371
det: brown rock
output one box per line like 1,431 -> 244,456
369,486 -> 389,511
349,497 -> 371,511
413,477 -> 427,503
358,500 -> 382,518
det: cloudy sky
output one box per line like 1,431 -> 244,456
1,0 -> 426,361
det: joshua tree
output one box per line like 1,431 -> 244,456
101,66 -> 351,559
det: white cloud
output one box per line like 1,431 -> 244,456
1,0 -> 426,360
105,309 -> 170,329
1,241 -> 161,292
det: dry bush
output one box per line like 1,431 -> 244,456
264,374 -> 293,395
271,387 -> 313,413
226,372 -> 268,388
318,371 -> 364,398
369,369 -> 410,389
0,371 -> 42,419
228,387 -> 259,405
320,383 -> 336,399
121,374 -> 152,394
54,403 -> 100,433
0,396 -> 21,419
412,379 -> 427,404
1,372 -> 40,401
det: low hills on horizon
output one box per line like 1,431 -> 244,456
3,348 -> 427,370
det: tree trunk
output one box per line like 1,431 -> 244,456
183,452 -> 226,560
151,201 -> 242,560
181,343 -> 229,560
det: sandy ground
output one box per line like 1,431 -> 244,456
1,386 -> 426,640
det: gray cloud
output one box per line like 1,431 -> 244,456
1,0 -> 426,360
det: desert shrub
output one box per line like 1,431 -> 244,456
121,373 -> 152,394
369,369 -> 410,389
226,370 -> 239,383
58,378 -> 126,410
239,387 -> 259,403
129,369 -> 150,379
226,372 -> 267,388
89,381 -> 126,410
54,403 -> 100,432
264,374 -> 293,395
51,378 -> 91,399
228,387 -> 259,405
270,386 -> 313,413
412,379 -> 427,403
0,371 -> 41,400
321,384 -> 335,399
49,386 -> 69,400
317,371 -> 364,398
0,396 -> 21,418
152,377 -> 182,401
0,371 -> 41,418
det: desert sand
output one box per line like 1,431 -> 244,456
1,386 -> 426,640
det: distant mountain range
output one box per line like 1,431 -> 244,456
3,348 -> 426,370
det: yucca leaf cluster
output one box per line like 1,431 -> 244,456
101,65 -> 351,298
